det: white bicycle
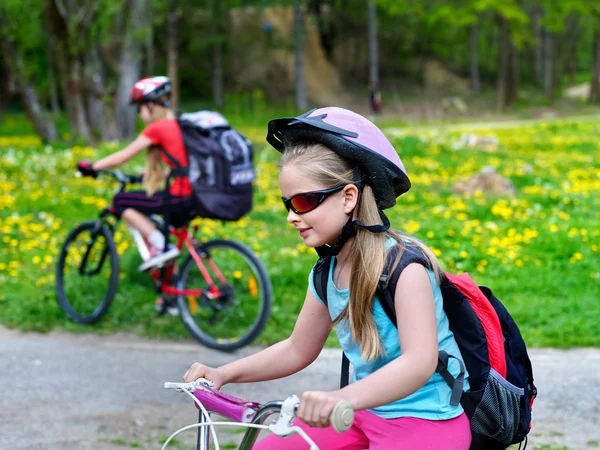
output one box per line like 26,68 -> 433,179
163,378 -> 354,450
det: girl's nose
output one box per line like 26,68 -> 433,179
286,209 -> 300,225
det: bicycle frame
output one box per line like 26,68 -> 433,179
164,379 -> 353,450
154,226 -> 226,300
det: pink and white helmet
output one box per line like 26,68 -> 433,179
266,107 -> 410,210
129,76 -> 171,105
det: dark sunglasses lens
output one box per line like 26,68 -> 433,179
291,193 -> 321,213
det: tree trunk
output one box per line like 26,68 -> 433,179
294,0 -> 307,110
20,83 -> 59,142
55,50 -> 78,134
167,0 -> 179,111
544,30 -> 553,100
564,15 -> 580,86
212,0 -> 224,108
469,23 -> 480,92
0,54 -> 12,121
144,3 -> 154,75
1,38 -> 58,142
368,0 -> 379,87
590,30 -> 600,103
45,0 -> 93,142
213,41 -> 224,108
43,10 -> 60,116
46,39 -> 60,115
534,7 -> 544,86
85,47 -> 107,141
508,42 -> 519,105
69,58 -> 92,142
496,18 -> 511,111
116,0 -> 145,140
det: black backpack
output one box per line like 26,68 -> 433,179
167,111 -> 255,221
313,244 -> 537,450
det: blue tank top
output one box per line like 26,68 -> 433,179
308,254 -> 469,420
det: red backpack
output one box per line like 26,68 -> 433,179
313,244 -> 537,450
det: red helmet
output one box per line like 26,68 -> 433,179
129,76 -> 171,105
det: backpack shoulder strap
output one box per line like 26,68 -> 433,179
313,256 -> 352,389
312,256 -> 332,306
376,243 -> 434,326
377,244 -> 465,406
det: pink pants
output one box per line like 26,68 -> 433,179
255,411 -> 471,450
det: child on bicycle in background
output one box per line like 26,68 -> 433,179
183,107 -> 471,449
77,76 -> 196,274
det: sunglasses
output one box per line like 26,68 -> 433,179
281,185 -> 345,215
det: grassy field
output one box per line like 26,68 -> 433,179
0,113 -> 598,348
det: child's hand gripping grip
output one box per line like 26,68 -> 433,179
330,401 -> 354,432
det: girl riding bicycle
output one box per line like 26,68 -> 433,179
77,76 -> 196,273
183,107 -> 471,449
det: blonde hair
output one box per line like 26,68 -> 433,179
143,100 -> 171,196
280,143 -> 442,360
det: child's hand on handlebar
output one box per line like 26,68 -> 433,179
76,160 -> 98,178
183,362 -> 225,389
297,390 -> 350,429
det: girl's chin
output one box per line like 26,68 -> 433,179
301,236 -> 333,249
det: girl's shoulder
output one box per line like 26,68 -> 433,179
142,119 -> 179,140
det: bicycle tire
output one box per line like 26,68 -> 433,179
177,239 -> 272,351
56,220 -> 119,324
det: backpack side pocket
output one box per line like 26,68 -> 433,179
471,368 -> 524,444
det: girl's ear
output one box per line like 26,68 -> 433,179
342,184 -> 359,214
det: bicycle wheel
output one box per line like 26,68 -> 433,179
177,239 -> 272,351
56,220 -> 119,324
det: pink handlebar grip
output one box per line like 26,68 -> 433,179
193,387 -> 261,423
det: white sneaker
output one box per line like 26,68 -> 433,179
138,245 -> 180,272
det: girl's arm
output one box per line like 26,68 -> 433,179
339,263 -> 439,411
183,289 -> 332,387
92,134 -> 152,170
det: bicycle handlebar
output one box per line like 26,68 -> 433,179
164,379 -> 354,433
77,169 -> 141,185
164,378 -> 215,391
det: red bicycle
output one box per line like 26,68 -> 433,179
55,169 -> 272,351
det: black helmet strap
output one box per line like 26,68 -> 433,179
315,210 -> 390,258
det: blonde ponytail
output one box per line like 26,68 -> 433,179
142,101 -> 171,196
144,146 -> 167,196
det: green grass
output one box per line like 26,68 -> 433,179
0,114 -> 598,348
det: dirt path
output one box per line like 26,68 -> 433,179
1,326 -> 598,450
